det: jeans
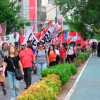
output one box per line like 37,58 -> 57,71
36,62 -> 47,78
23,68 -> 32,88
7,71 -> 20,100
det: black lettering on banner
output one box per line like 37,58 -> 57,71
6,36 -> 9,41
28,33 -> 32,41
45,34 -> 49,42
31,30 -> 54,46
41,38 -> 45,44
43,32 -> 51,43
32,38 -> 38,46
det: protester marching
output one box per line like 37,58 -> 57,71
0,20 -> 96,100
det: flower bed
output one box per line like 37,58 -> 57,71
42,64 -> 77,85
17,74 -> 61,100
17,64 -> 77,100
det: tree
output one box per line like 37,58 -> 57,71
80,0 -> 100,34
55,0 -> 88,37
55,0 -> 100,38
0,0 -> 21,34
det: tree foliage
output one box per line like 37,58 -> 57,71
0,0 -> 21,34
55,0 -> 100,38
80,0 -> 100,34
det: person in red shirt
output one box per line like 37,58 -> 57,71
59,44 -> 66,63
19,42 -> 34,89
48,46 -> 57,66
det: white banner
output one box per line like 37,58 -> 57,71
0,21 -> 63,47
0,32 -> 19,45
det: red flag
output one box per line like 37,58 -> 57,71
58,33 -> 64,44
67,32 -> 77,44
76,33 -> 82,45
35,32 -> 41,40
69,32 -> 76,37
19,35 -> 25,45
29,0 -> 37,21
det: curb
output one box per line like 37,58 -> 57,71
64,54 -> 92,100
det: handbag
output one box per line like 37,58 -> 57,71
10,58 -> 23,80
0,74 -> 5,83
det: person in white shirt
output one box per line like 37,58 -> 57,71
67,45 -> 75,63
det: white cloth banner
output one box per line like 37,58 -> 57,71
0,32 -> 19,45
0,22 -> 62,46
24,26 -> 33,42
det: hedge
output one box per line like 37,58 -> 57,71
42,64 -> 77,85
17,74 -> 61,100
75,52 -> 90,66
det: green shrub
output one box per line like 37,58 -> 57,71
75,52 -> 89,66
17,74 -> 61,100
42,64 -> 77,85
69,64 -> 77,75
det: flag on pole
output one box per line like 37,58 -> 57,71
66,32 -> 78,44
0,22 -> 6,40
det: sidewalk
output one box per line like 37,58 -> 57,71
69,56 -> 100,100
0,74 -> 40,100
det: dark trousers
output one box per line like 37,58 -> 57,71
23,68 -> 32,88
60,58 -> 65,64
97,49 -> 100,57
56,55 -> 60,64
67,55 -> 74,63
49,61 -> 56,67
0,82 -> 6,95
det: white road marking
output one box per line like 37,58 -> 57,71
64,55 -> 92,100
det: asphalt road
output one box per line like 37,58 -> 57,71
70,56 -> 100,100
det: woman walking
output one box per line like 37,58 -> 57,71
36,42 -> 48,79
59,44 -> 66,63
5,45 -> 23,100
48,46 -> 57,66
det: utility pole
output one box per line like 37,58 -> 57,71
55,5 -> 57,23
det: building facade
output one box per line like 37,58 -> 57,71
19,0 -> 46,32
19,0 -> 37,22
10,0 -> 61,31
42,0 -> 60,22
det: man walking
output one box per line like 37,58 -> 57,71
19,42 -> 34,89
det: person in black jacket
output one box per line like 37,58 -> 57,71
91,42 -> 97,56
97,42 -> 100,57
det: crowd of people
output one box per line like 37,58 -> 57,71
0,37 -> 91,100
